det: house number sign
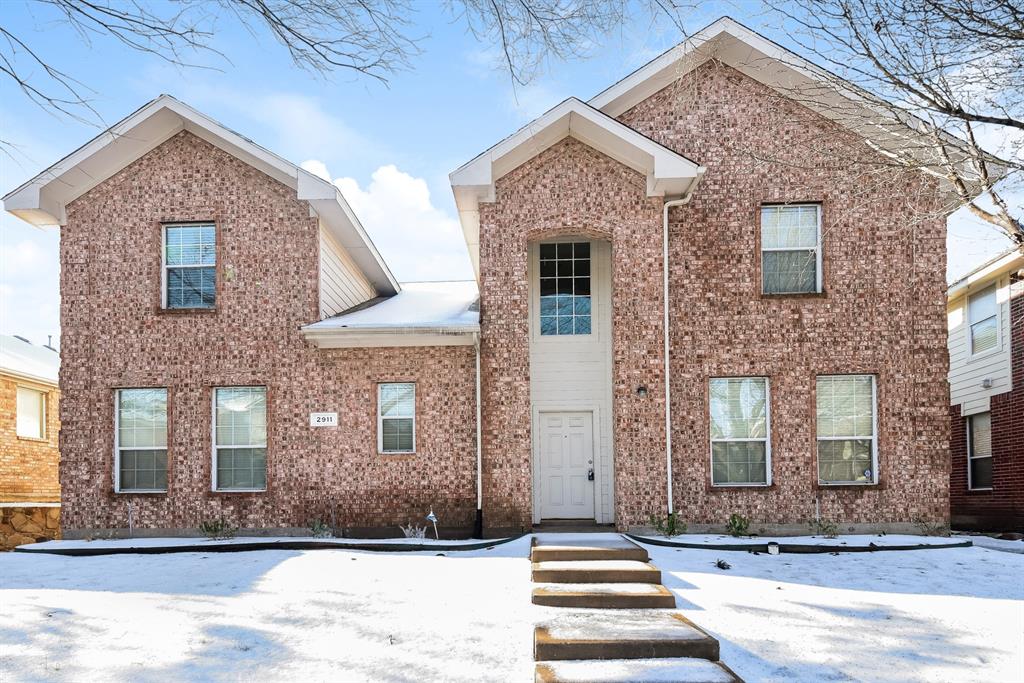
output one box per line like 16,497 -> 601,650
310,412 -> 338,427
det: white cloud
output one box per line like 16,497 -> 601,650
0,228 -> 61,346
303,161 -> 473,283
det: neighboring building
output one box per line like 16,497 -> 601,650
2,18 -> 999,538
947,249 -> 1024,530
0,335 -> 61,548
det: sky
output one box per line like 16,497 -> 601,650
0,1 -> 1017,348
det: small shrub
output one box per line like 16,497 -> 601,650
726,513 -> 750,537
649,511 -> 686,538
309,519 -> 333,538
912,517 -> 950,537
400,524 -> 427,539
198,517 -> 236,540
809,518 -> 839,539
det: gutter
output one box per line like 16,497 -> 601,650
662,170 -> 705,516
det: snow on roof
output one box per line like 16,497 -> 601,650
302,281 -> 479,348
0,335 -> 60,385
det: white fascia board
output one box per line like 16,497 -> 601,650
947,250 -> 1024,300
450,97 -> 703,280
3,94 -> 399,296
302,326 -> 478,348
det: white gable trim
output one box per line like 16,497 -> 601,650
449,97 -> 705,279
3,95 -> 399,296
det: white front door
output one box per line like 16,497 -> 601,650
539,412 -> 595,520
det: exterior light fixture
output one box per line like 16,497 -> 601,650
636,386 -> 648,398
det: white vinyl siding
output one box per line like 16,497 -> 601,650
213,387 -> 267,491
967,412 -> 993,490
16,387 -> 46,439
816,375 -> 878,485
378,383 -> 415,453
115,388 -> 168,493
709,378 -> 770,486
761,204 -> 822,294
319,225 -> 376,318
947,277 -> 1013,415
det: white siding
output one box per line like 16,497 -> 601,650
319,223 -> 376,318
528,240 -> 614,524
948,275 -> 1013,415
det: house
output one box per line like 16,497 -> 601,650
2,18 -> 997,538
947,249 -> 1024,530
0,335 -> 61,548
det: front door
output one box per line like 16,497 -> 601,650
539,412 -> 595,519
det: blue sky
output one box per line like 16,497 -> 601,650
0,1 -> 1016,347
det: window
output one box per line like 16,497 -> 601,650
539,242 -> 591,335
709,378 -> 770,485
761,204 -> 821,294
378,383 -> 415,453
816,375 -> 877,484
164,224 -> 216,309
968,285 -> 998,355
16,387 -> 46,439
213,387 -> 267,491
115,388 -> 168,492
967,412 -> 993,490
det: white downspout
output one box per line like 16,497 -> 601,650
474,332 -> 483,536
662,173 -> 704,515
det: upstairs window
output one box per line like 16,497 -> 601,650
115,388 -> 168,492
539,242 -> 592,335
761,204 -> 821,294
968,285 -> 998,355
709,378 -> 770,486
16,387 -> 46,439
213,387 -> 267,491
967,412 -> 993,490
378,383 -> 415,453
164,224 -> 216,309
816,375 -> 877,485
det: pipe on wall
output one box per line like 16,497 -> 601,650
473,332 -> 484,538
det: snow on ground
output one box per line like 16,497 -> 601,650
633,533 -> 965,547
23,535 -> 495,551
1,535 -> 1022,682
953,534 -> 1024,554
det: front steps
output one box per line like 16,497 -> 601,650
530,534 -> 743,683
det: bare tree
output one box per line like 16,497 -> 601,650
0,0 -> 687,134
774,0 -> 1023,246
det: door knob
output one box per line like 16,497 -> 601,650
587,469 -> 595,481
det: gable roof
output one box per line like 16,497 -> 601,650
302,280 -> 479,347
0,335 -> 60,386
589,16 -> 1007,188
2,95 -> 399,296
450,97 -> 705,278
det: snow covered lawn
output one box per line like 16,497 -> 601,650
1,536 -> 1022,682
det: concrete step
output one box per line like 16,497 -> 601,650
532,560 -> 661,584
532,583 -> 676,609
535,658 -> 743,683
531,535 -> 649,563
534,610 -> 720,662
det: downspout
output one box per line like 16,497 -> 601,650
662,172 -> 704,516
473,332 -> 484,538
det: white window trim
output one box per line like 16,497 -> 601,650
816,374 -> 879,486
377,382 -> 416,454
211,386 -> 268,493
162,223 -> 216,310
709,377 -> 772,487
113,388 -> 168,494
760,203 -> 823,295
15,385 -> 47,440
966,412 -> 993,492
967,283 -> 1001,359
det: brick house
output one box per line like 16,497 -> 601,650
947,249 -> 1024,531
3,18 -> 996,537
0,335 -> 61,548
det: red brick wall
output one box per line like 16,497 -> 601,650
479,60 -> 950,530
60,131 -> 477,535
0,375 -> 60,502
950,272 -> 1024,530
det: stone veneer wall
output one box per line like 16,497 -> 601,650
0,375 -> 61,503
0,506 -> 60,550
950,272 -> 1024,530
479,60 -> 950,530
59,131 -> 477,536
